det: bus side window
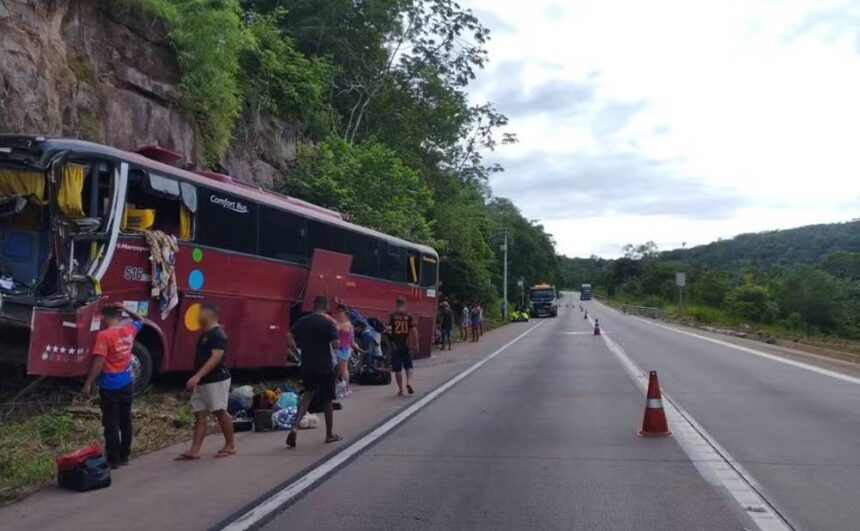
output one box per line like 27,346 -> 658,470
383,244 -> 406,282
420,255 -> 437,288
407,251 -> 419,284
123,170 -> 194,240
259,206 -> 307,263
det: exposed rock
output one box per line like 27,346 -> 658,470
0,0 -> 300,183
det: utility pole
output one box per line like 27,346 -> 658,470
502,231 -> 508,320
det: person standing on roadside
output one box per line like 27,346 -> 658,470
287,295 -> 342,448
176,304 -> 235,460
390,296 -> 418,396
82,303 -> 144,469
478,304 -> 485,337
439,301 -> 454,351
460,304 -> 470,341
470,304 -> 481,342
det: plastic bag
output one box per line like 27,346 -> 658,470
298,413 -> 319,429
272,407 -> 298,430
230,385 -> 254,411
336,380 -> 348,399
276,391 -> 298,410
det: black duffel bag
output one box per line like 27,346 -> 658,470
58,456 -> 112,492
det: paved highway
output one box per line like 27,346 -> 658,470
258,302 -> 761,530
248,298 -> 860,530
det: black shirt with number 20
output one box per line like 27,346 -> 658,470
389,311 -> 415,352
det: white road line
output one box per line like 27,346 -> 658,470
587,314 -> 791,531
641,319 -> 860,386
223,320 -> 548,531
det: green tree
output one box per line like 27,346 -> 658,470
284,136 -> 433,242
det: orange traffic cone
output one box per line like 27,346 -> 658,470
639,371 -> 671,437
593,319 -> 601,335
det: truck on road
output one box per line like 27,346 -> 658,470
528,284 -> 558,317
580,284 -> 593,300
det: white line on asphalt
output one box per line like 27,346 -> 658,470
222,320 -> 548,531
587,314 -> 791,531
643,320 -> 860,386
556,331 -> 593,335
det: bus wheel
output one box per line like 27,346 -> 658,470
131,341 -> 154,393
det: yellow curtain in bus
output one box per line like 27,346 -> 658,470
58,164 -> 85,218
179,203 -> 192,240
409,255 -> 419,284
0,169 -> 45,204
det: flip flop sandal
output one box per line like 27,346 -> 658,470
325,434 -> 343,444
286,431 -> 297,448
174,454 -> 201,461
407,385 -> 414,395
214,449 -> 236,458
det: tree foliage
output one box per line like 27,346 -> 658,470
124,0 -> 557,307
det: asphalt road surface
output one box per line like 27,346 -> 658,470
258,302 -> 763,530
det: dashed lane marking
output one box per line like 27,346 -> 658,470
221,320 -> 548,531
587,314 -> 793,531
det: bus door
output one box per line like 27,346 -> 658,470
301,249 -> 353,313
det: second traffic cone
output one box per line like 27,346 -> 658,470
639,371 -> 671,437
593,319 -> 601,335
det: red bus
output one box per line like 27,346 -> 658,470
0,136 -> 439,389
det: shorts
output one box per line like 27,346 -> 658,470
441,328 -> 453,342
390,347 -> 414,372
302,372 -> 336,403
335,347 -> 352,362
190,378 -> 231,413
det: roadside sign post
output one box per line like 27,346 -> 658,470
676,272 -> 686,315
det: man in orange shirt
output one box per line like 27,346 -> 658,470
82,303 -> 144,468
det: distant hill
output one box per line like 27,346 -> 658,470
661,219 -> 860,268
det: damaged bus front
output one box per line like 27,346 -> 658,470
0,136 -> 128,378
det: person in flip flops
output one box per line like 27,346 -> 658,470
286,295 -> 343,448
389,296 -> 418,396
176,303 -> 236,460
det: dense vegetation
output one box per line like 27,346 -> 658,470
126,0 -> 560,309
560,222 -> 860,339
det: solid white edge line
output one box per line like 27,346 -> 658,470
640,319 -> 860,386
587,314 -> 791,531
223,320 -> 548,531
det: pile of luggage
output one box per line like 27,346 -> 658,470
227,384 -> 319,433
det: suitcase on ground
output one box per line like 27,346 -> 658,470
254,408 -> 274,432
357,367 -> 392,386
56,444 -> 111,492
232,412 -> 253,432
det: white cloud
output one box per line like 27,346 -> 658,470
465,0 -> 860,257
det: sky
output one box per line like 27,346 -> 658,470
464,0 -> 860,257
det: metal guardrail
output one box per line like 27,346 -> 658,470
621,305 -> 663,319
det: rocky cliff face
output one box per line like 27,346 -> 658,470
0,0 -> 296,187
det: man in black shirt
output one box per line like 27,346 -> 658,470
439,301 -> 454,351
287,295 -> 342,448
390,296 -> 418,396
176,303 -> 235,460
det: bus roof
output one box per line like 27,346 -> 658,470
3,135 -> 437,257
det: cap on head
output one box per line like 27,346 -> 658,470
314,295 -> 329,311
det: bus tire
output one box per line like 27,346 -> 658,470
131,341 -> 154,393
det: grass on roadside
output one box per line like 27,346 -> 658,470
0,392 -> 192,504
